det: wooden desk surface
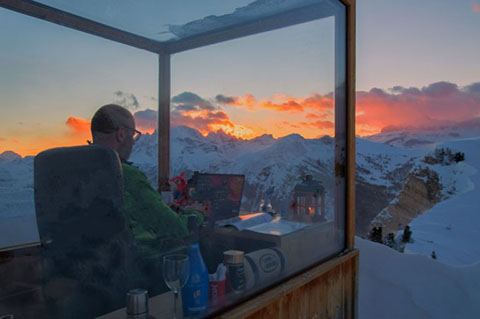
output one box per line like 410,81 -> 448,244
96,291 -> 179,319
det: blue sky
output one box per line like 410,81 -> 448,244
0,0 -> 479,155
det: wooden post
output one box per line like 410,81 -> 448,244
342,0 -> 356,251
158,53 -> 171,192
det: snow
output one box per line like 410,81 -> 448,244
356,138 -> 421,188
404,138 -> 480,266
2,124 -> 480,316
357,236 -> 480,319
166,0 -> 324,40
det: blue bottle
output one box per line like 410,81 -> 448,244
182,242 -> 209,318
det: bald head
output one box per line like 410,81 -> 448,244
91,104 -> 136,161
91,104 -> 133,137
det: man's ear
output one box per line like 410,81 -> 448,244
116,127 -> 126,143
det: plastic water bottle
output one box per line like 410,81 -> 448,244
182,243 -> 209,318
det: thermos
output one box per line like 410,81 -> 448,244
126,289 -> 150,319
223,250 -> 245,294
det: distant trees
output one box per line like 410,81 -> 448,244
368,226 -> 383,244
402,225 -> 412,243
424,147 -> 465,165
368,225 -> 413,253
431,251 -> 437,260
384,233 -> 396,249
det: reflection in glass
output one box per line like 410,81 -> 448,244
163,254 -> 190,319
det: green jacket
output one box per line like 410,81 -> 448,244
121,163 -> 203,255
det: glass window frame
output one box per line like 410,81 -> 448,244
0,0 -> 356,317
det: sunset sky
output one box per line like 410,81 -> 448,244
1,0 -> 480,156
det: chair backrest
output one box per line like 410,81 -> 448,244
34,145 -> 141,318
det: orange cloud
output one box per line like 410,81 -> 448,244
216,92 -> 333,113
65,116 -> 90,133
474,2 -> 480,13
171,109 -> 252,137
134,109 -> 157,134
356,82 -> 480,135
306,112 -> 328,120
259,99 -> 303,113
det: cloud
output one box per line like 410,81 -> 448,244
134,93 -> 251,138
113,91 -> 140,111
474,2 -> 480,13
309,120 -> 335,129
260,99 -> 303,113
171,109 -> 237,134
306,112 -> 328,120
172,91 -> 216,111
356,81 -> 480,134
216,92 -> 333,113
133,109 -> 157,133
215,93 -> 257,110
65,116 -> 90,133
215,94 -> 236,104
170,92 -> 249,136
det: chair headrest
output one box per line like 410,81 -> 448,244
34,145 -> 124,241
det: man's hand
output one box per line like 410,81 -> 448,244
183,200 -> 211,217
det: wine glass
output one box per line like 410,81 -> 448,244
163,254 -> 190,318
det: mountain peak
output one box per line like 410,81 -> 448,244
206,129 -> 239,142
0,150 -> 22,161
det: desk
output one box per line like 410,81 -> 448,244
96,291 -> 179,319
97,220 -> 340,318
208,220 -> 339,274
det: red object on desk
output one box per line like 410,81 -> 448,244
209,279 -> 226,308
169,172 -> 188,206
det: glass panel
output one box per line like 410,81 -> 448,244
32,0 -> 328,42
167,2 -> 346,315
0,8 -> 157,318
0,0 -> 346,317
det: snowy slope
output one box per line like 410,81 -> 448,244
356,138 -> 420,188
1,127 -> 413,247
404,138 -> 480,266
0,152 -> 38,248
357,236 -> 480,319
366,118 -> 480,149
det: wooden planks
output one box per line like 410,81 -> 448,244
157,53 -> 171,192
215,249 -> 359,319
343,0 -> 356,251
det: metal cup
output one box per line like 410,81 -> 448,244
126,289 -> 149,319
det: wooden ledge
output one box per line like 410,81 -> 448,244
214,249 -> 359,319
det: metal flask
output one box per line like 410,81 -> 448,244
126,289 -> 149,319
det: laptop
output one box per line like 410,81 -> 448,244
188,172 -> 245,222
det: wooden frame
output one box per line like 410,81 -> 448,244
216,250 -> 358,319
0,0 -> 167,54
341,0 -> 356,250
0,0 -> 357,317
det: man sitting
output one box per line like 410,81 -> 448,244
90,104 -> 203,255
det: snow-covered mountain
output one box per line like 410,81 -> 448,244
1,124 -> 479,264
366,118 -> 480,149
2,125 -> 480,317
402,138 -> 480,266
131,126 -> 424,225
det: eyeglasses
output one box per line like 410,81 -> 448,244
123,126 -> 142,142
91,125 -> 142,142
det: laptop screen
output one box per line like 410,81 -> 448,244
188,172 -> 245,221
